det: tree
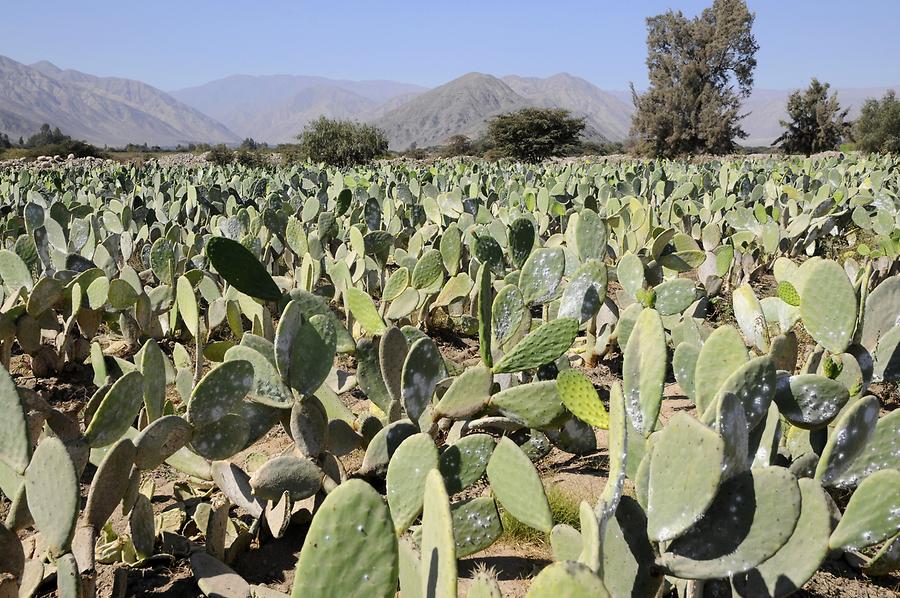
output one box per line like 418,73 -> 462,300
487,108 -> 585,162
853,90 -> 900,154
295,117 -> 388,167
774,79 -> 849,155
440,134 -> 472,157
26,123 -> 69,148
630,0 -> 758,157
0,133 -> 11,149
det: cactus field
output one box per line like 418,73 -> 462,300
0,154 -> 899,597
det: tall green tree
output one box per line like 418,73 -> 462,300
487,108 -> 585,162
853,90 -> 900,154
630,0 -> 758,157
774,79 -> 849,155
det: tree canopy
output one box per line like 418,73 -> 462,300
853,90 -> 900,154
487,108 -> 585,162
630,0 -> 758,157
774,79 -> 849,155
296,117 -> 388,167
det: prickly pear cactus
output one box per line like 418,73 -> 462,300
622,308 -> 665,436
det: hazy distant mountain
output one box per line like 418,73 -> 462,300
741,86 -> 897,146
502,74 -> 633,142
171,75 -> 426,141
373,73 -> 531,149
0,55 -> 237,147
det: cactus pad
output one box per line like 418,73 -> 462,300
558,259 -> 608,323
207,236 -> 281,301
401,337 -> 445,425
653,278 -> 698,316
694,325 -> 748,415
451,496 -> 502,557
800,259 -> 857,354
647,413 -> 724,542
773,373 -> 850,429
600,496 -> 662,598
829,468 -> 900,550
520,247 -> 565,306
387,433 -> 439,533
0,366 -> 29,473
489,380 -> 565,428
439,433 -> 495,495
556,369 -> 608,428
673,342 -> 700,401
134,415 -> 194,469
492,317 -> 579,374
622,308 -> 666,436
250,455 -> 323,502
486,437 -> 552,533
187,359 -> 254,428
421,469 -> 457,598
346,288 -> 387,336
831,409 -> 899,487
434,366 -> 492,419
526,561 -> 609,597
815,395 -> 879,486
25,437 -> 79,556
84,370 -> 145,448
85,438 -> 136,529
658,467 -> 801,579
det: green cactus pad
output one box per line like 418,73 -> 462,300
714,393 -> 749,479
551,524 -> 583,561
486,437 -> 552,533
520,247 -> 565,306
694,325 -> 748,415
773,373 -> 850,429
134,415 -> 194,469
769,332 -> 799,372
289,397 -> 328,457
874,325 -> 900,382
383,267 -> 410,302
492,317 -> 579,374
176,275 -> 200,337
56,553 -> 82,598
832,409 -> 899,487
600,496 -> 662,598
653,278 -> 698,316
25,437 -> 79,556
733,478 -> 831,597
0,366 -> 30,474
0,249 -> 33,292
578,500 -> 600,571
250,455 -> 324,502
84,370 -> 145,448
130,493 -> 156,559
0,523 -> 24,578
558,259 -> 608,323
622,308 -> 665,436
191,413 -> 251,460
574,208 -> 608,261
526,561 -> 609,597
346,287 -> 388,336
492,284 -> 526,347
186,360 -> 255,428
490,380 -> 565,428
398,536 -> 422,598
411,248 -> 444,290
777,280 -> 801,306
379,327 -> 408,404
613,303 -> 643,350
509,217 -> 536,269
673,342 -> 700,401
474,235 -> 504,274
860,274 -> 900,350
800,259 -> 857,354
439,433 -> 495,495
421,469 -> 457,598
658,467 -> 801,580
140,339 -> 166,422
476,262 -> 494,367
815,395 -> 879,486
451,496 -> 503,557
225,345 -> 293,407
733,284 -> 770,352
288,314 -> 336,395
207,236 -> 281,301
707,355 -> 776,431
829,469 -> 900,550
85,438 -> 136,529
360,419 -> 418,475
556,369 -> 608,428
647,413 -> 724,542
617,253 -> 645,300
387,433 -> 439,533
434,366 -> 492,419
356,338 -> 393,413
467,567 -> 503,598
750,402 -> 783,468
401,337 -> 445,424
597,382 -> 628,521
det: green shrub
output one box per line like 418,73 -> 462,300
853,90 -> 900,154
207,144 -> 234,166
487,108 -> 585,162
774,79 -> 849,155
294,117 -> 389,167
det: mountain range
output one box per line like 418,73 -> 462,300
0,53 -> 895,150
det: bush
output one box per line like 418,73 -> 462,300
440,134 -> 473,158
487,108 -> 585,162
853,90 -> 900,154
295,117 -> 389,167
234,148 -> 269,168
207,145 -> 234,166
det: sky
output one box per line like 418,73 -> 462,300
2,1 -> 899,92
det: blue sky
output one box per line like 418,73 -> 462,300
3,1 -> 898,91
